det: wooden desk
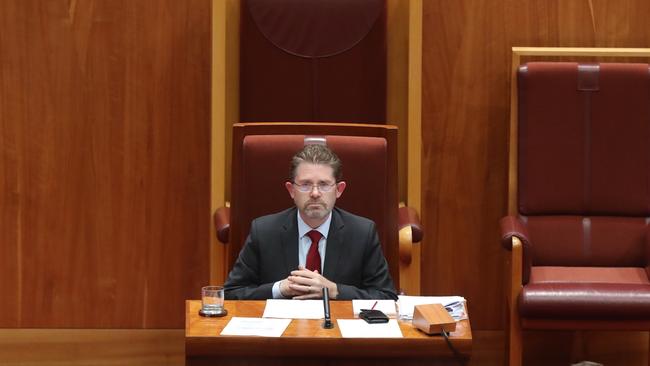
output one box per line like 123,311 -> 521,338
185,300 -> 472,365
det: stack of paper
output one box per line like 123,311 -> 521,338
262,299 -> 324,319
220,317 -> 292,337
397,295 -> 467,321
337,319 -> 403,338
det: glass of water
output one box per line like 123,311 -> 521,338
200,285 -> 227,317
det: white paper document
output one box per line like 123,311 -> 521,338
352,299 -> 397,317
220,317 -> 291,337
262,299 -> 324,319
337,319 -> 403,338
397,295 -> 467,321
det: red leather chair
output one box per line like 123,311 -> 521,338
501,62 -> 650,365
215,122 -> 422,291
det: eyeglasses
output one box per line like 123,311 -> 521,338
292,182 -> 337,193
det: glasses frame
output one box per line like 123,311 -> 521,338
292,181 -> 338,193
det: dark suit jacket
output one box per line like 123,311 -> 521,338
224,207 -> 398,300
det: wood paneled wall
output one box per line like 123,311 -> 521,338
420,0 -> 650,331
0,0 -> 211,328
239,0 -> 387,123
2,0 -> 649,344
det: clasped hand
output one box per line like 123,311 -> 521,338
279,266 -> 338,299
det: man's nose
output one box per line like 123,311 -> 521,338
309,186 -> 321,197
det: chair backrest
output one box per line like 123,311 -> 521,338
228,122 -> 400,286
517,62 -> 650,267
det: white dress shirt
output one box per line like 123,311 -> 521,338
271,211 -> 332,298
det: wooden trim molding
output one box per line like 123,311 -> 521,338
388,0 -> 422,295
408,0 -> 423,218
406,0 -> 423,295
211,0 -> 240,285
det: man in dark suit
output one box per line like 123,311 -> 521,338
224,144 -> 397,300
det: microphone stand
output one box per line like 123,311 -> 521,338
322,287 -> 334,329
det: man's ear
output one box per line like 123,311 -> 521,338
335,181 -> 346,198
285,181 -> 295,198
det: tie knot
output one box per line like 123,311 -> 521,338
307,230 -> 322,243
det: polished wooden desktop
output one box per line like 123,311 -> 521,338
185,300 -> 472,365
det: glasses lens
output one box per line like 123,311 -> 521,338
294,183 -> 335,192
318,184 -> 333,192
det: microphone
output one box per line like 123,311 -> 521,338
322,287 -> 333,329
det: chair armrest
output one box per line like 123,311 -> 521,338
398,206 -> 423,243
214,206 -> 230,244
398,206 -> 422,265
500,216 -> 530,250
500,215 -> 532,284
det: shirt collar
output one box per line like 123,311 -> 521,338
296,210 -> 332,240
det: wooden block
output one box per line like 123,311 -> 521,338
412,304 -> 457,335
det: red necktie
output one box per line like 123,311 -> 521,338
305,230 -> 323,273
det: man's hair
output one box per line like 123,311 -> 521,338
290,144 -> 342,182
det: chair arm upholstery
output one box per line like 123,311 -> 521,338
500,216 -> 531,250
214,206 -> 230,244
397,206 -> 423,265
500,215 -> 533,284
398,206 -> 423,243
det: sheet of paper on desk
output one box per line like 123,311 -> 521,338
352,299 -> 397,317
398,295 -> 467,321
262,299 -> 324,319
220,317 -> 291,337
337,319 -> 403,338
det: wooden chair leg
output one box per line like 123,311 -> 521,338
508,307 -> 522,366
507,238 -> 523,366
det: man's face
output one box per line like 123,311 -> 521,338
285,162 -> 346,226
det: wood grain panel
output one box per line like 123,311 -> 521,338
0,0 -> 211,328
211,0 -> 240,285
239,0 -> 387,123
0,329 -> 184,365
387,0 -> 409,203
420,0 -> 650,332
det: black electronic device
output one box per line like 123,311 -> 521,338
359,309 -> 389,324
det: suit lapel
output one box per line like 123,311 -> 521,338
323,208 -> 345,279
281,208 -> 299,274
